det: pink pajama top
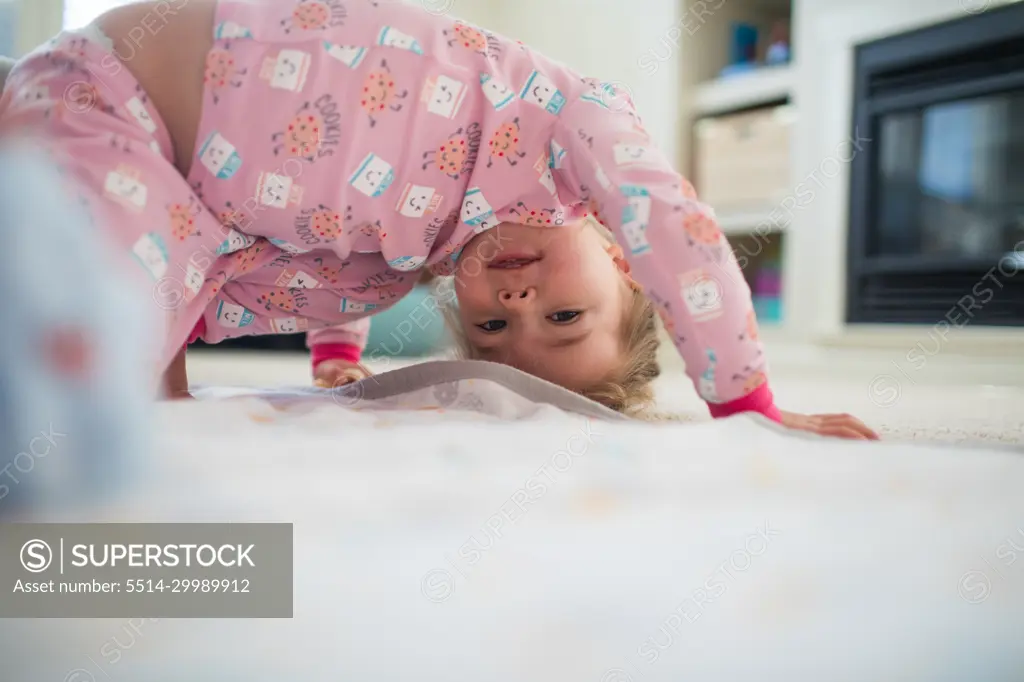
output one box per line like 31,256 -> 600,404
196,0 -> 779,420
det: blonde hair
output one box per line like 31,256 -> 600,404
439,217 -> 662,417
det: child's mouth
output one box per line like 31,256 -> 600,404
488,254 -> 541,269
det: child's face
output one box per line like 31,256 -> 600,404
454,221 -> 636,391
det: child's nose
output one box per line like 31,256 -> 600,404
497,287 -> 536,308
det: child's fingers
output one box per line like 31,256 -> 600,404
313,362 -> 370,388
164,390 -> 194,400
818,425 -> 869,440
820,414 -> 880,440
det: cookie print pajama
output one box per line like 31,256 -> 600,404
0,0 -> 777,418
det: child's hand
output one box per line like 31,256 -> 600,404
779,410 -> 879,440
313,359 -> 372,388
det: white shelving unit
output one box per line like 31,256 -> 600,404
675,0 -> 794,331
715,205 -> 789,236
693,64 -> 794,117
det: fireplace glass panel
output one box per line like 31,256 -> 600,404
874,91 -> 1024,259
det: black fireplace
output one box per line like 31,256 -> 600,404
847,3 -> 1024,325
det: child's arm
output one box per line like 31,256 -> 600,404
307,319 -> 372,386
163,346 -> 192,399
553,91 -> 781,422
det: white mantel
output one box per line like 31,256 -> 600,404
786,0 -> 1024,356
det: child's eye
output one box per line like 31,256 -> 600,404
549,311 -> 581,323
477,320 -> 506,332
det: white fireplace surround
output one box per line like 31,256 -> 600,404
788,0 -> 1024,357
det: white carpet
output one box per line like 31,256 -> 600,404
7,370 -> 1024,681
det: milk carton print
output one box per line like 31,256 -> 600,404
422,75 -> 467,118
125,96 -> 157,134
349,153 -> 395,198
480,74 -> 515,110
594,163 -> 612,190
256,172 -> 304,209
104,165 -> 148,212
533,155 -> 557,195
323,42 -> 367,68
216,301 -> 255,328
548,140 -> 566,169
198,132 -> 242,179
388,255 -> 427,272
620,184 -> 652,255
269,238 -> 311,254
340,299 -> 378,313
182,262 -> 204,302
270,317 -> 309,333
698,349 -> 721,403
519,71 -> 566,115
461,188 -> 498,231
580,82 -> 617,108
260,49 -> 312,91
215,228 -> 256,255
397,184 -> 442,218
131,232 -> 168,280
214,21 -> 252,39
680,268 -> 724,322
613,142 -> 659,168
275,269 -> 321,288
377,26 -> 424,54
19,84 -> 49,104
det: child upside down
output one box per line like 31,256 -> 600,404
0,0 -> 876,439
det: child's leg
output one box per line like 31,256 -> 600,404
0,34 -> 233,374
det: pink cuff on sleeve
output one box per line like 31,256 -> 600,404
707,383 -> 783,423
185,318 -> 206,348
311,343 -> 363,370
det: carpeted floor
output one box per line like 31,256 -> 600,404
186,338 -> 1024,446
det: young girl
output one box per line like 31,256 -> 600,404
0,0 -> 876,438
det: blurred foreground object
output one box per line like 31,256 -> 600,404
0,140 -> 153,516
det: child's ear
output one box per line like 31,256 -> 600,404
605,243 -> 642,291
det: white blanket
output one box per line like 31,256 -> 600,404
3,362 -> 1024,681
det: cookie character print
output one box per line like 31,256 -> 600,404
422,123 -> 480,180
361,60 -> 409,127
205,45 -> 247,104
280,0 -> 346,33
272,96 -> 343,162
487,118 -> 528,168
